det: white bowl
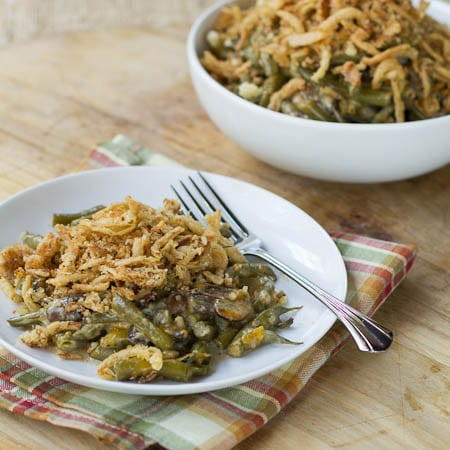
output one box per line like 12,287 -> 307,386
187,0 -> 450,183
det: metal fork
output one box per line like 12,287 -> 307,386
171,172 -> 393,353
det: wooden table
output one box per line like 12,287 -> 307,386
0,25 -> 448,450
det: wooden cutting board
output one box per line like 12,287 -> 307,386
0,25 -> 448,450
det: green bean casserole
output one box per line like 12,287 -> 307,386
0,197 -> 300,383
201,0 -> 450,123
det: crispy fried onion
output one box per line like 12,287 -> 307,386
0,196 -> 246,310
201,0 -> 450,122
202,51 -> 250,80
372,58 -> 406,122
268,78 -> 306,111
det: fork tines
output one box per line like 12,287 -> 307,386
171,172 -> 248,242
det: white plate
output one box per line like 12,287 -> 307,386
0,167 -> 347,395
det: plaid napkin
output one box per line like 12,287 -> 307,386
0,135 -> 416,450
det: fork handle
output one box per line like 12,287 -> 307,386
242,248 -> 393,353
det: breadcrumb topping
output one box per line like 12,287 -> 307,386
21,321 -> 81,348
0,196 -> 246,316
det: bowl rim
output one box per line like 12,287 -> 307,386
187,0 -> 450,131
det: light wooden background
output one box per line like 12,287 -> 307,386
0,0 -> 215,44
0,4 -> 448,450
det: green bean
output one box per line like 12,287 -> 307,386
246,276 -> 276,310
100,327 -> 131,348
226,306 -> 301,356
191,340 -> 219,362
227,263 -> 276,282
177,347 -> 215,369
227,325 -> 265,357
243,45 -> 260,66
228,325 -> 301,357
72,324 -> 107,341
7,310 -> 45,327
309,71 -> 348,96
15,280 -> 24,301
372,105 -> 394,123
112,296 -> 174,351
263,330 -> 301,346
298,68 -> 346,95
87,312 -> 120,323
338,99 -> 358,118
403,95 -> 427,121
289,59 -> 301,78
330,53 -> 360,66
214,316 -> 240,349
255,306 -> 301,329
259,53 -> 279,77
21,232 -> 43,250
297,66 -> 314,81
340,103 -> 377,123
296,100 -> 336,122
355,105 -> 377,122
276,317 -> 295,329
160,360 -> 210,382
195,341 -> 219,374
299,67 -> 392,108
88,344 -> 117,361
55,332 -> 86,352
351,88 -> 392,108
215,326 -> 239,349
162,350 -> 179,359
112,359 -> 157,381
52,205 -> 105,226
244,263 -> 276,279
259,74 -> 286,107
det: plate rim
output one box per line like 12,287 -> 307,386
0,166 -> 348,395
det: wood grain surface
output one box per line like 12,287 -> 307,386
0,25 -> 448,450
0,0 -> 216,45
